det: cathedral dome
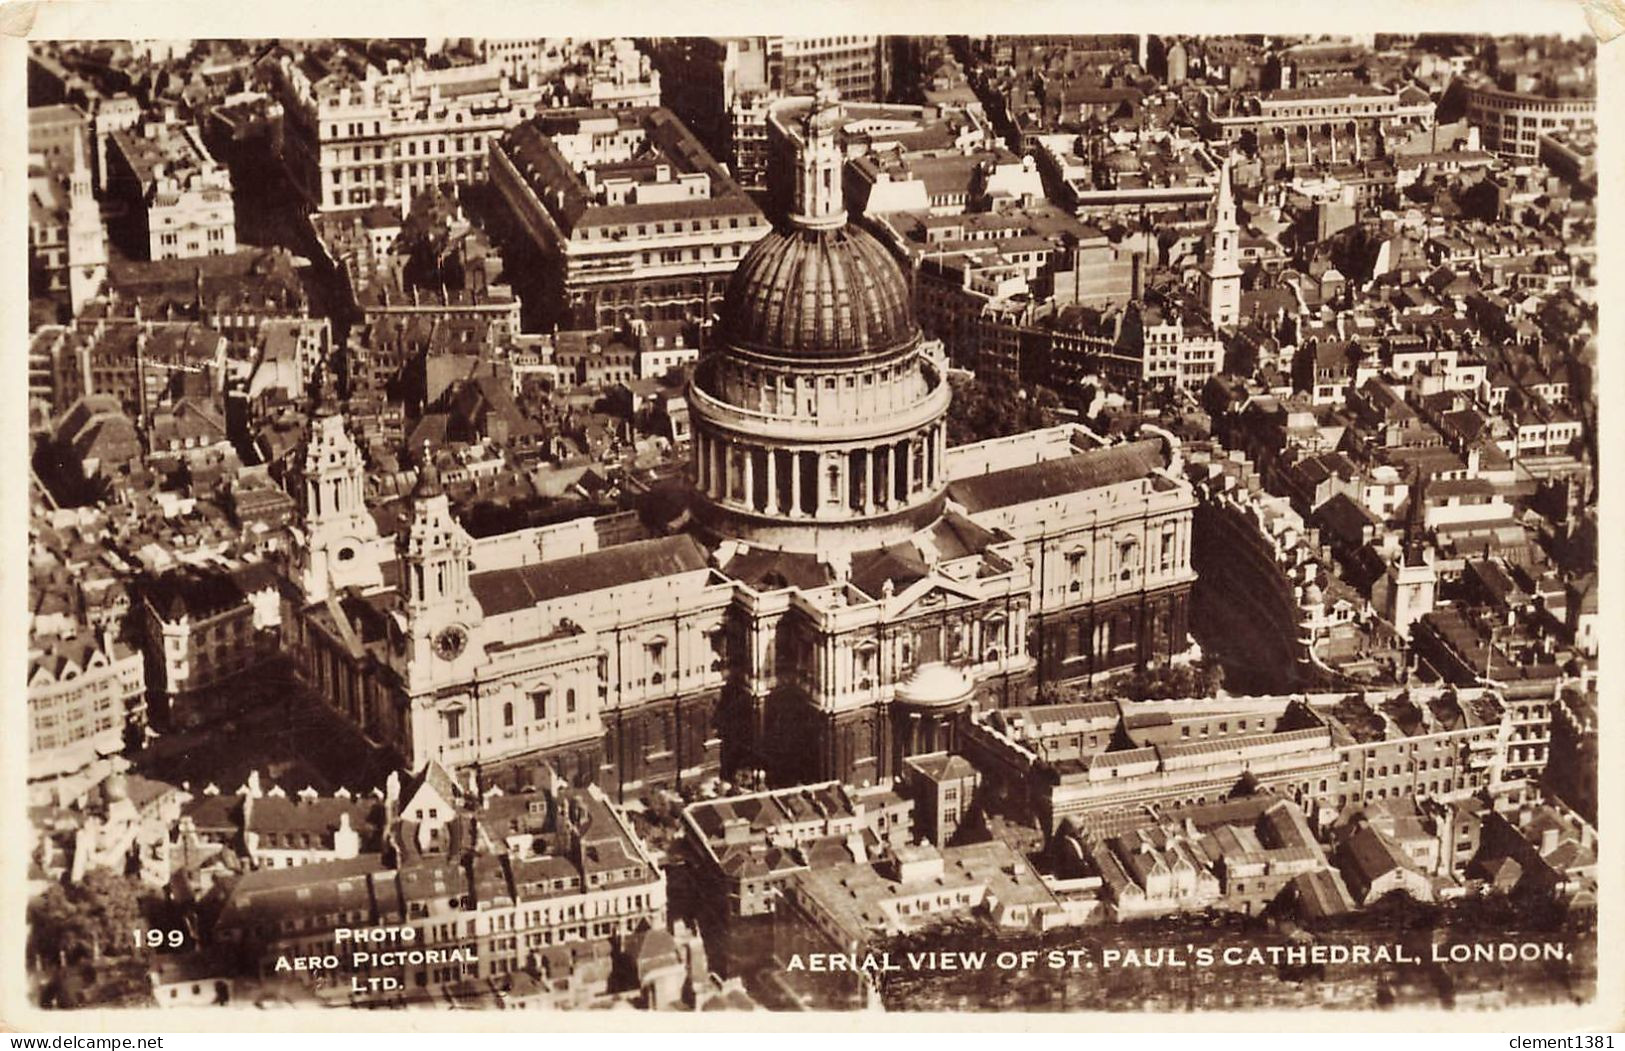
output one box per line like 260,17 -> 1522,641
721,222 -> 919,361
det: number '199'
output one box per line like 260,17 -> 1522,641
132,928 -> 185,948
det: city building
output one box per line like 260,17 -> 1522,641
681,780 -> 912,917
30,102 -> 91,171
776,838 -> 1063,957
27,629 -> 147,783
1192,82 -> 1435,164
210,769 -> 666,1006
962,688 -> 1518,838
489,107 -> 767,329
258,45 -> 551,211
105,122 -> 237,261
138,562 -> 284,727
1203,156 -> 1243,328
1091,300 -> 1224,391
1187,442 -> 1369,685
647,36 -> 889,191
1456,74 -> 1596,161
1033,133 -> 1216,218
1070,795 -> 1348,919
901,751 -> 980,848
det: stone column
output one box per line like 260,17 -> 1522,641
790,450 -> 803,517
764,447 -> 779,515
742,447 -> 755,508
850,448 -> 865,513
863,448 -> 877,515
870,448 -> 883,511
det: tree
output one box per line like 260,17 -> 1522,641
29,869 -> 152,967
945,373 -> 1058,445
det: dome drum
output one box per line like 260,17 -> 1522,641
687,359 -> 949,447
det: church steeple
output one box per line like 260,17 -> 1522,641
400,460 -> 473,616
1204,154 -> 1242,328
303,408 -> 367,527
790,78 -> 846,230
294,408 -> 381,602
66,129 -> 106,314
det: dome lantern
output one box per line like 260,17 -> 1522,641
791,76 -> 847,231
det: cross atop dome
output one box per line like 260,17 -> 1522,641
811,73 -> 840,114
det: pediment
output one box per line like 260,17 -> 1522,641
886,575 -> 984,619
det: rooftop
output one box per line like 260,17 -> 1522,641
946,438 -> 1168,514
468,533 -> 709,616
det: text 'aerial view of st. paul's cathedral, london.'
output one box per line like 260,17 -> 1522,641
22,33 -> 1598,1014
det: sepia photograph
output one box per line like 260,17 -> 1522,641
7,2 -> 1613,1032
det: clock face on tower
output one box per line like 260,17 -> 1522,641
432,624 -> 468,662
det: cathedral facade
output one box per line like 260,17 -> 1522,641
284,87 -> 1198,798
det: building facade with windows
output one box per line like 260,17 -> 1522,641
489,107 -> 768,330
106,123 -> 237,261
210,773 -> 666,1005
1457,77 -> 1595,160
27,631 -> 146,783
963,689 -> 1520,839
259,46 -> 550,212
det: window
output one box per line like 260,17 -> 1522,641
446,710 -> 463,739
566,689 -> 576,715
1117,539 -> 1139,582
503,702 -> 514,728
532,689 -> 549,720
647,640 -> 667,684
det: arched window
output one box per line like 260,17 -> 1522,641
502,702 -> 514,728
566,689 -> 577,715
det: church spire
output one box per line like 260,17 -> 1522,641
1212,153 -> 1238,237
1204,153 -> 1242,328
